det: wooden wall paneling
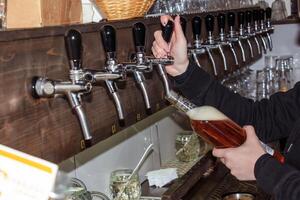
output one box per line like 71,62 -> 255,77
0,8 -> 262,163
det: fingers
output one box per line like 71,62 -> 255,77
212,147 -> 226,158
160,15 -> 174,26
154,30 -> 170,53
152,41 -> 167,58
173,15 -> 185,41
243,125 -> 259,143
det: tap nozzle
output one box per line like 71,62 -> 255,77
101,25 -> 126,125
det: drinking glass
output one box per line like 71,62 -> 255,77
271,0 -> 288,21
110,169 -> 141,200
256,69 -> 270,100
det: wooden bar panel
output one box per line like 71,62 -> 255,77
0,8 -> 262,163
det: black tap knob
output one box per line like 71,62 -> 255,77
132,22 -> 145,52
65,29 -> 82,70
101,25 -> 116,54
253,10 -> 259,22
238,11 -> 245,26
266,7 -> 272,20
245,10 -> 252,25
192,16 -> 201,40
259,9 -> 265,21
161,20 -> 174,43
217,13 -> 226,32
180,17 -> 187,36
205,14 -> 214,33
227,12 -> 235,28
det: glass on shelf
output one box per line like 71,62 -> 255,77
256,0 -> 269,9
110,169 -> 141,200
271,0 -> 288,21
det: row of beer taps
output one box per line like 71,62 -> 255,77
30,8 -> 274,143
188,8 -> 273,79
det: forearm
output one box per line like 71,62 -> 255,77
255,154 -> 300,199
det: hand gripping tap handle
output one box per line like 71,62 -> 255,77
192,16 -> 202,41
180,16 -> 187,36
65,29 -> 83,70
162,20 -> 174,43
101,25 -> 116,58
132,22 -> 146,53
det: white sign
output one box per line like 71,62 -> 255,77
0,144 -> 58,200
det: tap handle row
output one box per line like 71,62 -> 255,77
266,7 -> 272,20
180,17 -> 187,36
245,10 -> 252,25
217,13 -> 226,31
192,16 -> 202,40
205,14 -> 214,33
238,11 -> 245,26
227,12 -> 235,27
132,22 -> 146,53
65,29 -> 83,70
162,20 -> 174,43
101,25 -> 116,54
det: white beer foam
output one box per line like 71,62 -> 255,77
187,106 -> 227,120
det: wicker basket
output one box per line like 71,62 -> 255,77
94,0 -> 155,21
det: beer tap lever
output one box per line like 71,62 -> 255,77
130,22 -> 152,114
101,25 -> 125,126
265,7 -> 273,50
246,10 -> 261,55
203,14 -> 218,76
254,10 -> 267,53
237,11 -> 247,62
190,16 -> 203,67
180,17 -> 187,36
32,29 -> 93,142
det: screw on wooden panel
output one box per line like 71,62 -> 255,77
136,113 -> 141,121
80,140 -> 86,150
156,103 -> 160,111
111,124 -> 117,134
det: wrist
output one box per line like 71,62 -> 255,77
173,59 -> 189,76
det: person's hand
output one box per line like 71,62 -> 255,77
212,126 -> 266,180
151,15 -> 189,77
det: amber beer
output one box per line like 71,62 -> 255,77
186,106 -> 285,163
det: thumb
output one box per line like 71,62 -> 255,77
173,15 -> 185,41
243,125 -> 258,143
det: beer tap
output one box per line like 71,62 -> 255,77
237,11 -> 253,60
265,7 -> 273,51
253,10 -> 267,53
31,29 -> 93,142
217,13 -> 239,66
226,12 -> 248,63
122,22 -> 153,114
203,14 -> 228,72
245,10 -> 261,55
189,16 -> 206,68
101,25 -> 127,126
259,9 -> 271,51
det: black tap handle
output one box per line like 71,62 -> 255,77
217,13 -> 226,31
65,29 -> 82,70
100,25 -> 116,53
180,17 -> 187,36
238,11 -> 245,26
227,12 -> 235,27
266,7 -> 272,20
192,16 -> 201,40
253,10 -> 259,22
132,22 -> 146,52
205,14 -> 214,33
245,10 -> 252,24
161,20 -> 174,43
259,9 -> 265,21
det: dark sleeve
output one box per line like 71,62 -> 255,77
255,154 -> 300,199
172,60 -> 300,143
